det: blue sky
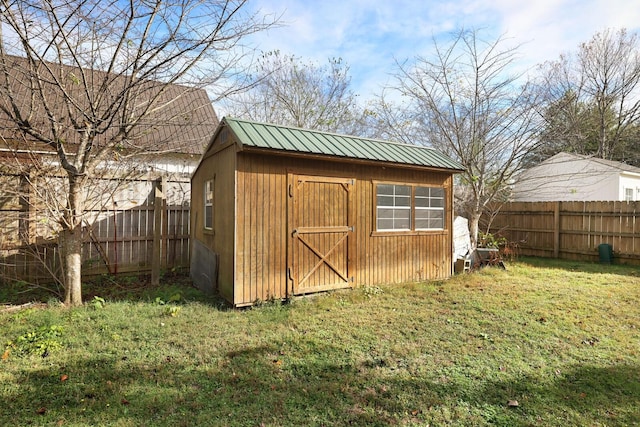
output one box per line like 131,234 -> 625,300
245,0 -> 640,102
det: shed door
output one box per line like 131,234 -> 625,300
288,174 -> 355,295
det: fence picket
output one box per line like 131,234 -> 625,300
1,205 -> 191,283
489,201 -> 640,265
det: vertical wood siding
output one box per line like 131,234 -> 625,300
233,152 -> 454,306
191,140 -> 236,301
235,154 -> 288,304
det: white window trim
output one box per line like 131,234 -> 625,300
376,184 -> 411,231
415,187 -> 445,231
375,183 -> 446,233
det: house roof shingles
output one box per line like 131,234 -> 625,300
0,55 -> 218,156
222,117 -> 464,171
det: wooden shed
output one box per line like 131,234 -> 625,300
190,117 -> 464,306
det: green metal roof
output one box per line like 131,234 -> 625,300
222,117 -> 464,171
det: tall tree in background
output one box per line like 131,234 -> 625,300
0,0 -> 275,306
224,50 -> 363,133
535,28 -> 640,166
384,29 -> 540,247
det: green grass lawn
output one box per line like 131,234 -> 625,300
1,258 -> 639,426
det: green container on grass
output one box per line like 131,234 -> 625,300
598,243 -> 613,264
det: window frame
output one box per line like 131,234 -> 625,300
414,186 -> 446,231
204,178 -> 214,230
624,187 -> 634,202
373,181 -> 447,235
375,183 -> 412,232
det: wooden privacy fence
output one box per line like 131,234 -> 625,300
0,203 -> 190,283
488,201 -> 640,265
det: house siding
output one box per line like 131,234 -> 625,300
513,153 -> 640,202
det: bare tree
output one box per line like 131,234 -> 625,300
0,0 -> 276,305
535,28 -> 640,165
223,50 -> 363,133
384,29 -> 541,247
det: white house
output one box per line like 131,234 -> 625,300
511,152 -> 640,202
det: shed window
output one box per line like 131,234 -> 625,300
204,179 -> 214,229
415,187 -> 445,230
376,183 -> 446,232
376,184 -> 411,231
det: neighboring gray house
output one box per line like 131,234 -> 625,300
512,152 -> 640,202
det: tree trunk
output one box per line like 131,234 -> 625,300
468,210 -> 481,250
61,227 -> 83,306
61,174 -> 86,306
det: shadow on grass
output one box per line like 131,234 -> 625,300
0,272 -> 231,309
518,256 -> 640,278
3,343 -> 639,426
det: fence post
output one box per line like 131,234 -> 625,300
18,174 -> 36,245
19,173 -> 37,282
151,177 -> 166,286
162,184 -> 168,270
553,201 -> 560,258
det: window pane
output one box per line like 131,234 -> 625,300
625,188 -> 633,201
205,180 -> 214,203
394,208 -> 410,230
205,206 -> 213,229
377,208 -> 395,219
395,208 -> 410,220
415,219 -> 429,229
395,195 -> 411,207
415,186 -> 430,197
377,195 -> 394,207
431,188 -> 445,198
416,208 -> 444,230
415,208 -> 430,220
377,218 -> 394,230
204,179 -> 214,229
395,217 -> 410,229
415,196 -> 429,208
377,184 -> 395,195
395,185 -> 411,196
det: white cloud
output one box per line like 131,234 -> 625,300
244,0 -> 640,102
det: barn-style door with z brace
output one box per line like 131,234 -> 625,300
287,174 -> 356,295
